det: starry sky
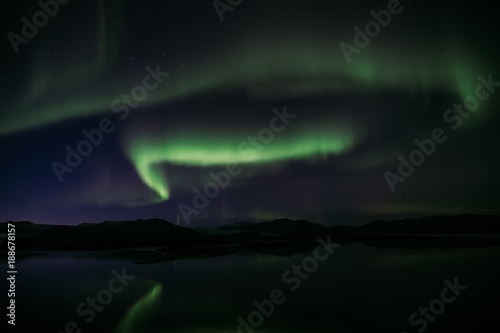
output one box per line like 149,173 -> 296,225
0,0 -> 499,226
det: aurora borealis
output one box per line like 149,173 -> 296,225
1,0 -> 499,225
125,108 -> 361,200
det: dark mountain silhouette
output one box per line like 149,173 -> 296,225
33,218 -> 202,240
220,218 -> 328,235
1,221 -> 52,237
22,218 -> 205,249
219,214 -> 500,239
349,214 -> 500,236
2,214 -> 499,261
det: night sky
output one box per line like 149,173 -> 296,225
1,0 -> 499,226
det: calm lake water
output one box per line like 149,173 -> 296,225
11,243 -> 500,332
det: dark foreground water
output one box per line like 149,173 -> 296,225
9,243 -> 500,333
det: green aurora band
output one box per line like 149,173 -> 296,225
125,117 -> 360,200
2,29 -> 487,205
0,42 -> 480,135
